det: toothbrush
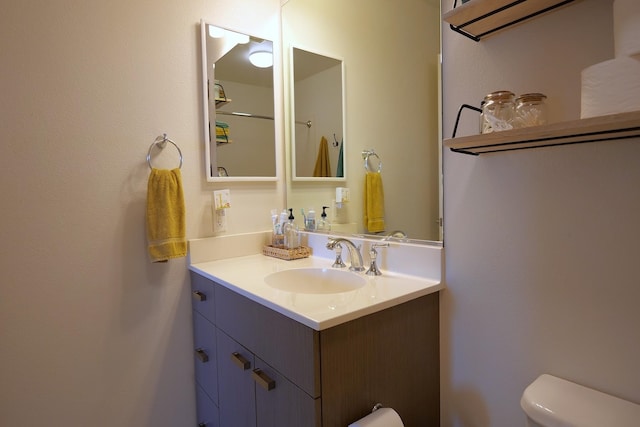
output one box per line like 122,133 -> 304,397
271,209 -> 278,235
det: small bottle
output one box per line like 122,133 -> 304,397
272,210 -> 287,248
305,208 -> 316,231
480,90 -> 515,134
316,206 -> 331,232
514,93 -> 547,128
284,209 -> 300,249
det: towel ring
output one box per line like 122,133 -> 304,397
147,133 -> 183,170
362,149 -> 382,173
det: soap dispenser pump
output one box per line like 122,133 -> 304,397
316,206 -> 331,232
284,208 -> 300,249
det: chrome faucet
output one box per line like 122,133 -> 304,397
326,238 -> 365,272
383,230 -> 407,241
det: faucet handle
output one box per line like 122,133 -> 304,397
366,243 -> 388,276
369,243 -> 389,258
332,243 -> 347,268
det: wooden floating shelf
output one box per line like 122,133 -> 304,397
444,111 -> 640,155
443,0 -> 579,41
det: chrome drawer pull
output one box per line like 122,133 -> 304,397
252,368 -> 276,391
192,291 -> 207,301
231,352 -> 251,370
195,348 -> 209,363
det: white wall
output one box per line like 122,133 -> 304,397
441,0 -> 640,425
0,0 -> 280,425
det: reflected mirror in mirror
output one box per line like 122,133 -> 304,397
282,0 -> 441,242
291,47 -> 346,181
201,22 -> 277,181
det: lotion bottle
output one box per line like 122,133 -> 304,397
305,208 -> 316,231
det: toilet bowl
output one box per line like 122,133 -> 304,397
521,374 -> 640,427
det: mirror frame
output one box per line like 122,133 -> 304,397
200,20 -> 280,182
289,45 -> 347,182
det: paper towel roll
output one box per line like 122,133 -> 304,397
581,56 -> 640,118
614,0 -> 640,57
348,408 -> 404,427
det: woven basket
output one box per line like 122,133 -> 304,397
262,245 -> 311,260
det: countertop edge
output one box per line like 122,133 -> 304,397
189,261 -> 443,331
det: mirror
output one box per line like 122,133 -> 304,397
290,47 -> 346,181
282,0 -> 442,242
201,21 -> 278,181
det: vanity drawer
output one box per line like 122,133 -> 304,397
254,355 -> 321,427
214,283 -> 321,398
196,384 -> 219,427
193,310 -> 218,403
190,271 -> 216,322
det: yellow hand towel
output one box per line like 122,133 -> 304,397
364,171 -> 385,233
313,136 -> 331,177
146,168 -> 187,262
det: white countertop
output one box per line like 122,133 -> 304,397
189,254 -> 443,331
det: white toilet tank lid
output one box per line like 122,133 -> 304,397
521,374 -> 640,427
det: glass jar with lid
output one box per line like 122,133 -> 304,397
514,93 -> 547,128
480,91 -> 515,134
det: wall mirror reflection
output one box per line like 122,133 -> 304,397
282,0 -> 442,242
290,47 -> 346,181
201,21 -> 277,181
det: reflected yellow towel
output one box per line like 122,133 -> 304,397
313,136 -> 331,177
364,171 -> 385,233
146,168 -> 186,262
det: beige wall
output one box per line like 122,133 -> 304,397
0,0 -> 280,425
441,0 -> 640,425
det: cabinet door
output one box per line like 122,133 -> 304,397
214,282 -> 320,397
254,356 -> 321,427
190,271 -> 216,322
196,384 -> 219,427
217,329 -> 256,427
193,311 -> 218,403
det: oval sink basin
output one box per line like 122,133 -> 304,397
265,268 -> 366,294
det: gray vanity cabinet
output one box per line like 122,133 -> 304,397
216,328 -> 319,427
191,274 -> 220,427
190,270 -> 440,427
191,271 -> 320,427
214,282 -> 321,427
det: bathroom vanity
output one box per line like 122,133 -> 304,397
189,234 -> 443,427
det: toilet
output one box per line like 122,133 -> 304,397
521,374 -> 640,426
